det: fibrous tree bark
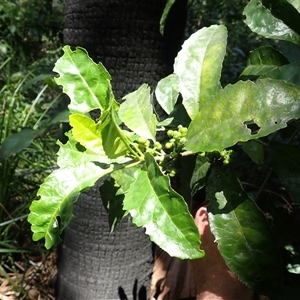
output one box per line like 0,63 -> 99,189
56,1 -> 187,299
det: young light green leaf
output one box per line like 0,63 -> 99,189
53,45 -> 112,113
241,46 -> 289,77
56,131 -> 130,168
100,110 -> 131,159
28,162 -> 114,249
155,74 -> 179,114
243,0 -> 300,45
119,84 -> 157,141
123,153 -> 204,259
207,167 -> 283,297
174,25 -> 227,119
0,128 -> 43,162
185,79 -> 300,153
69,113 -> 102,153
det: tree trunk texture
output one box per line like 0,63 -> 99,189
57,1 -> 187,299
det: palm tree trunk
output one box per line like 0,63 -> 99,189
57,1 -> 187,299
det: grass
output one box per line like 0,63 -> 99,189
0,0 -> 64,298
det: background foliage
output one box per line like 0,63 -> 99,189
0,0 -> 64,298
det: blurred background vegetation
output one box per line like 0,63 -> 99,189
0,0 -> 285,298
0,0 -> 64,298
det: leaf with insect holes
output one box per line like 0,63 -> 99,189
185,79 -> 300,153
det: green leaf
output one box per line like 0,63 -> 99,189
174,25 -> 227,119
260,63 -> 300,86
287,0 -> 300,13
0,128 -> 43,161
56,131 -> 130,168
50,110 -> 70,124
206,167 -> 284,297
268,144 -> 300,204
28,162 -> 114,249
241,46 -> 289,77
119,84 -> 157,141
123,153 -> 204,259
100,110 -> 131,159
160,0 -> 177,34
53,45 -> 112,113
243,0 -> 300,44
155,74 -> 179,115
69,113 -> 102,153
242,46 -> 300,85
185,79 -> 300,153
158,102 -> 191,128
241,140 -> 264,165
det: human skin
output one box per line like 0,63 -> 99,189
151,207 -> 270,300
193,207 -> 256,300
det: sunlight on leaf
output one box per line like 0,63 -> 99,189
155,74 -> 179,115
53,45 -> 112,113
119,84 -> 157,141
69,113 -> 103,153
123,153 -> 203,259
185,79 -> 300,153
243,0 -> 300,45
28,162 -> 114,249
174,25 -> 227,119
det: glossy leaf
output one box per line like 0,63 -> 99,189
185,79 -> 300,153
28,162 -> 114,249
155,74 -> 179,114
206,167 -> 283,297
53,45 -> 112,113
123,153 -> 204,259
69,113 -> 102,153
241,46 -> 289,76
260,0 -> 300,36
119,84 -> 157,141
268,145 -> 300,204
174,25 -> 227,119
0,128 -> 43,161
243,0 -> 300,44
